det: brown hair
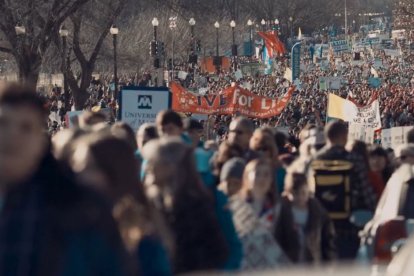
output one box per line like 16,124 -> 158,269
156,110 -> 183,128
111,122 -> 138,152
250,128 -> 281,168
239,158 -> 277,205
75,133 -> 173,254
0,83 -> 47,120
212,141 -> 244,176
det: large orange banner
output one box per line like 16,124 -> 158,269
170,82 -> 295,119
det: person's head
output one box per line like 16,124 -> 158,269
249,128 -> 279,165
407,128 -> 414,144
0,83 -> 48,190
284,172 -> 310,209
240,158 -> 276,204
156,110 -> 183,137
110,122 -> 138,152
136,123 -> 158,151
348,140 -> 370,166
368,145 -> 389,173
218,158 -> 246,196
52,128 -> 87,162
70,133 -> 170,252
274,131 -> 288,154
325,120 -> 348,147
142,137 -> 206,209
395,144 -> 414,166
213,141 -> 244,176
228,116 -> 254,151
78,111 -> 107,129
71,133 -> 144,204
185,119 -> 204,148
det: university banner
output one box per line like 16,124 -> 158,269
170,82 -> 294,119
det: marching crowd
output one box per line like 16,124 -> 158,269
3,25 -> 414,274
2,76 -> 414,274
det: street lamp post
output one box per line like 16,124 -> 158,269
59,25 -> 70,112
247,19 -> 253,57
15,23 -> 26,81
189,18 -> 197,68
151,18 -> 160,86
230,20 -> 237,71
214,21 -> 220,74
275,18 -> 280,32
289,17 -> 293,42
110,25 -> 119,100
169,16 -> 177,81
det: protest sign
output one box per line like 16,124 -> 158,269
119,86 -> 171,132
368,78 -> 381,88
170,82 -> 294,119
291,42 -> 301,81
384,49 -> 401,57
235,70 -> 243,80
382,129 -> 392,149
351,99 -> 381,129
178,71 -> 188,80
391,127 -> 404,150
330,40 -> 349,53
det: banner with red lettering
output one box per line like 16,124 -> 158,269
170,82 -> 294,119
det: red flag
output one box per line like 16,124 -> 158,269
258,31 -> 287,57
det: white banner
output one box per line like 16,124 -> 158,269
352,99 -> 381,129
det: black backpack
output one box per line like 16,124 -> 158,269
311,159 -> 353,220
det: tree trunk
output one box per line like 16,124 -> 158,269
67,64 -> 93,110
16,54 -> 41,89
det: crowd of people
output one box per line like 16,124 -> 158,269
3,21 -> 414,274
3,77 -> 414,274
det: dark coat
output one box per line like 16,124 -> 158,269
0,153 -> 132,276
275,197 -> 336,264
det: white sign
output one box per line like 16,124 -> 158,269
352,99 -> 382,129
384,49 -> 401,57
119,87 -> 170,132
235,70 -> 243,80
382,129 -> 392,149
178,71 -> 188,80
391,127 -> 404,150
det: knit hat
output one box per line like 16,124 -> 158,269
220,158 -> 246,182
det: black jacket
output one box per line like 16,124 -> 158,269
275,197 -> 336,264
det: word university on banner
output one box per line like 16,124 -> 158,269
170,82 -> 295,119
119,86 -> 171,132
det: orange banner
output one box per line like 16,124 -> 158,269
170,82 -> 295,119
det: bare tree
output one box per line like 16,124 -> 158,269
0,0 -> 89,87
55,0 -> 127,110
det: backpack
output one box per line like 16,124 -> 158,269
311,159 -> 353,220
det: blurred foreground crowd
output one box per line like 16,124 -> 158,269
3,82 -> 414,275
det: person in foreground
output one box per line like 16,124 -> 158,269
0,83 -> 131,275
